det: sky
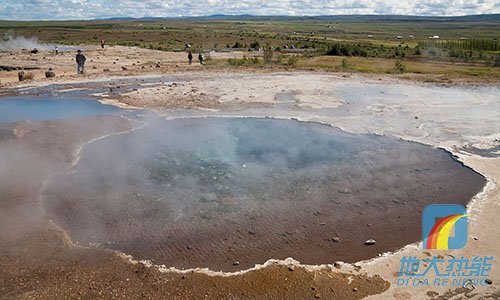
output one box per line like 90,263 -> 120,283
0,0 -> 499,20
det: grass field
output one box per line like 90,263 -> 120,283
1,15 -> 499,82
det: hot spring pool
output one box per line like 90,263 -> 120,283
42,117 -> 485,271
0,96 -> 120,123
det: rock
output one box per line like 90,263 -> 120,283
45,71 -> 55,78
200,193 -> 217,202
0,65 -> 17,71
30,48 -> 38,54
248,230 -> 256,235
121,66 -> 127,70
353,288 -> 358,292
314,294 -> 320,298
364,239 -> 376,245
334,261 -> 343,268
18,71 -> 25,81
332,237 -> 340,243
485,279 -> 493,285
186,245 -> 192,250
232,261 -> 240,266
155,63 -> 161,68
338,188 -> 351,194
288,266 -> 295,271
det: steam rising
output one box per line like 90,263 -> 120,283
0,31 -> 54,51
40,117 -> 486,270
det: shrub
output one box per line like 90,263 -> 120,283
263,43 -> 274,64
287,55 -> 299,66
395,59 -> 406,73
232,41 -> 244,48
249,41 -> 260,50
339,58 -> 351,71
276,54 -> 283,64
493,55 -> 500,67
228,56 -> 260,66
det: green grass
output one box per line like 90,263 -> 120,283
2,16 -> 499,82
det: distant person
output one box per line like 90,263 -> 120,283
101,39 -> 105,49
198,53 -> 204,65
188,51 -> 193,64
55,46 -> 58,55
76,50 -> 86,74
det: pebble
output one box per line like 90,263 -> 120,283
353,288 -> 358,292
485,279 -> 493,285
364,239 -> 376,245
233,261 -> 240,266
337,188 -> 351,194
332,237 -> 340,243
45,71 -> 55,78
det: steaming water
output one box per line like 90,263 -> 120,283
43,117 -> 485,271
0,96 -> 120,123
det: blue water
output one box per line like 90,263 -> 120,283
0,96 -> 121,123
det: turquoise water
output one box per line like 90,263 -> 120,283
0,96 -> 120,123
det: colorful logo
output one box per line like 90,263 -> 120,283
422,204 -> 467,250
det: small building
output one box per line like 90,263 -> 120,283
367,34 -> 374,38
409,35 -> 414,38
397,36 -> 403,39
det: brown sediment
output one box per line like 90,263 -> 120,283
0,224 -> 390,300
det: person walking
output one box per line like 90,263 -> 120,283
101,39 -> 105,49
188,51 -> 193,64
76,50 -> 86,74
198,53 -> 204,65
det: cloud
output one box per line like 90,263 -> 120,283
0,0 -> 498,20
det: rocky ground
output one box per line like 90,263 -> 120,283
1,46 -> 499,299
